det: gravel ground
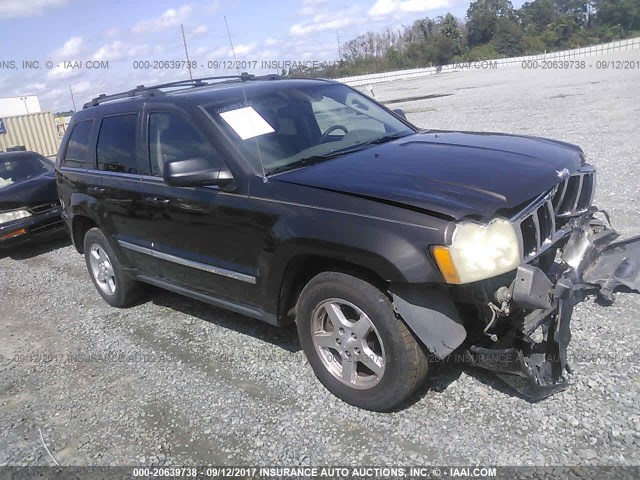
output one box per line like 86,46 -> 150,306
1,51 -> 639,468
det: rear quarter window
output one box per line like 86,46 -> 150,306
62,120 -> 94,169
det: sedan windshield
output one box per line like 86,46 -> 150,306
0,154 -> 53,189
202,83 -> 414,175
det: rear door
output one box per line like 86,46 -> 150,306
57,119 -> 103,248
94,112 -> 157,274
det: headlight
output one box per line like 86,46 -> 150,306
433,218 -> 521,284
0,209 -> 32,225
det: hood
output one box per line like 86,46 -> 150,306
0,171 -> 58,211
273,131 -> 584,221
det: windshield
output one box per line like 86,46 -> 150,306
202,83 -> 414,175
0,154 -> 53,190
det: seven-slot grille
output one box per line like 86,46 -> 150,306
552,166 -> 596,217
512,165 -> 596,261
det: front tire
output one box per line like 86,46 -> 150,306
83,228 -> 143,308
296,272 -> 428,411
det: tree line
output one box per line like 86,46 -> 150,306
287,0 -> 640,77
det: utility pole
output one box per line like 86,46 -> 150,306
336,31 -> 342,61
69,85 -> 76,111
181,24 -> 193,80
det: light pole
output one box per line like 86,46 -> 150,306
69,85 -> 77,111
20,96 -> 29,114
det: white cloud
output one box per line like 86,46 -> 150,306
298,0 -> 328,16
90,41 -> 151,61
290,16 -> 361,36
47,64 -> 83,80
192,25 -> 208,36
204,0 -> 223,14
265,37 -> 280,46
25,82 -> 48,92
369,0 -> 451,17
194,46 -> 209,56
53,37 -> 84,59
254,48 -> 280,59
290,5 -> 365,36
102,27 -> 120,38
40,88 -> 66,100
232,42 -> 257,56
92,41 -> 126,61
133,5 -> 193,33
128,45 -> 151,57
0,0 -> 67,18
69,81 -> 93,94
207,46 -> 229,58
205,42 -> 257,58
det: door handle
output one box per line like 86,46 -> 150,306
88,186 -> 106,196
144,196 -> 170,206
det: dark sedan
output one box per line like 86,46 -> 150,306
0,151 -> 65,248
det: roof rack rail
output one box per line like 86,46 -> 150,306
83,73 -> 269,109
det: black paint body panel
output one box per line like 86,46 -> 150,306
56,78 -> 581,323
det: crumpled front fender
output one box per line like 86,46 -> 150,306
562,210 -> 640,302
468,209 -> 640,401
582,236 -> 640,303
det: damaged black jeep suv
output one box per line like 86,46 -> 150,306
56,75 -> 640,411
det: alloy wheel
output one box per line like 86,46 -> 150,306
311,298 -> 386,390
89,244 -> 116,296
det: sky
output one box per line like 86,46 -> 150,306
0,0 -> 526,113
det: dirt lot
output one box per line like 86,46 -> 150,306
1,52 -> 639,467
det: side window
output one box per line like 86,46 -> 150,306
62,120 -> 94,169
96,114 -> 138,173
148,112 -> 218,177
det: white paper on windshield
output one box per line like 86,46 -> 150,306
219,106 -> 274,140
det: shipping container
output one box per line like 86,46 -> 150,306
0,112 -> 61,157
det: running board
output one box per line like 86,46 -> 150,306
136,274 -> 278,326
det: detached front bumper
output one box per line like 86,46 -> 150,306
0,206 -> 65,248
466,211 -> 640,400
390,207 -> 639,400
466,272 -> 575,401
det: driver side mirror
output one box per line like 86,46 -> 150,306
163,157 -> 234,188
393,108 -> 407,120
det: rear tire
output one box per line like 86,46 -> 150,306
296,271 -> 428,411
83,228 -> 143,308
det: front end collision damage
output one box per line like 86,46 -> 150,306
391,209 -> 640,401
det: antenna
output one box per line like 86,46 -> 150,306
181,24 -> 193,80
224,16 -> 267,181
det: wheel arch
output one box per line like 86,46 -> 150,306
276,253 -> 390,324
71,215 -> 97,254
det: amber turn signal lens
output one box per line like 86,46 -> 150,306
0,228 -> 27,240
432,246 -> 461,284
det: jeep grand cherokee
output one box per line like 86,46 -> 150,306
56,75 -> 639,411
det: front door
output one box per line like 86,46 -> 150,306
134,109 -> 264,305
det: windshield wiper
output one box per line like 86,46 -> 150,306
266,131 -> 413,176
362,131 -> 412,146
267,153 -> 342,176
